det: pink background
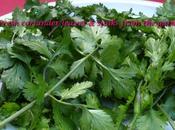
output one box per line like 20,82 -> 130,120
0,0 -> 164,16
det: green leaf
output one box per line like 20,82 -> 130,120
24,0 -> 40,10
166,27 -> 175,62
136,109 -> 167,130
156,0 -> 175,18
85,92 -> 100,108
61,81 -> 93,100
0,102 -> 20,120
100,66 -> 135,98
0,39 -> 10,49
162,95 -> 175,120
146,67 -> 164,94
29,104 -> 43,129
8,46 -> 32,65
145,38 -> 167,67
1,64 -> 29,93
15,36 -> 52,58
80,109 -> 115,130
49,59 -> 69,78
89,62 -> 99,81
52,101 -> 75,130
12,8 -> 28,36
0,53 -> 13,69
12,8 -> 29,22
35,117 -> 50,129
69,58 -> 86,79
115,92 -> 135,129
123,54 -> 147,77
162,61 -> 174,72
100,36 -> 122,67
71,25 -> 110,53
23,75 -> 47,104
100,70 -> 113,96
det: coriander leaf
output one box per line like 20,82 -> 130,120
162,95 -> 175,120
23,75 -> 47,104
52,101 -> 75,130
0,102 -> 20,120
49,59 -> 69,78
136,109 -> 167,130
15,36 -> 52,59
85,92 -> 100,108
100,70 -> 113,97
1,64 -> 29,93
8,47 -> 32,65
116,92 -> 135,128
166,27 -> 175,62
29,104 -> 43,129
35,117 -> 50,129
114,78 -> 135,99
0,39 -> 10,49
100,65 -> 135,98
123,54 -> 147,77
12,8 -> 29,22
31,4 -> 50,19
23,82 -> 36,101
89,62 -> 99,81
162,61 -> 174,72
80,109 -> 115,130
145,38 -> 167,67
146,67 -> 164,94
24,0 -> 40,10
100,36 -> 122,67
156,0 -> 175,18
61,81 -> 93,100
71,25 -> 110,53
0,53 -> 13,69
12,8 -> 29,36
111,67 -> 135,79
69,58 -> 86,79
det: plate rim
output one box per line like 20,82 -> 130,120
0,1 -> 162,20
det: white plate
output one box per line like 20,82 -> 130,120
0,0 -> 162,20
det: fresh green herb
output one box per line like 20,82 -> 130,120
0,0 -> 175,129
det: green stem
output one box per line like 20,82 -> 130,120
49,94 -> 94,109
43,53 -> 57,80
11,32 -> 16,45
0,101 -> 35,128
43,46 -> 66,80
0,50 -> 96,127
92,56 -> 119,82
158,104 -> 175,130
127,114 -> 139,130
128,81 -> 143,130
48,26 -> 59,37
45,51 -> 95,96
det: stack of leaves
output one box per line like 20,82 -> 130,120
0,0 -> 175,130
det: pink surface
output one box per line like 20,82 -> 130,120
0,0 -> 54,16
152,0 -> 164,2
0,0 -> 164,16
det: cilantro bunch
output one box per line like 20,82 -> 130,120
0,0 -> 175,130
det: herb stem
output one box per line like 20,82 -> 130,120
45,51 -> 95,95
49,94 -> 94,109
11,32 -> 16,45
152,82 -> 175,107
0,101 -> 35,128
0,50 -> 96,127
92,56 -> 119,81
43,53 -> 57,80
48,26 -> 59,37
